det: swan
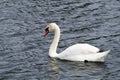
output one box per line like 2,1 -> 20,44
44,23 -> 110,62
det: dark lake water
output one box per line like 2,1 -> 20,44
0,0 -> 120,80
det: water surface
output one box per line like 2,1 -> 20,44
0,0 -> 120,80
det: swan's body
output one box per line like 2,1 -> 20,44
45,23 -> 110,62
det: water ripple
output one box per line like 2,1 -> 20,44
0,0 -> 120,80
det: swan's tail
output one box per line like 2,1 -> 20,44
97,50 -> 110,62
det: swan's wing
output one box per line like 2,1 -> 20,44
63,43 -> 100,54
57,43 -> 99,58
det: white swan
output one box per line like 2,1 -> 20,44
45,23 -> 110,62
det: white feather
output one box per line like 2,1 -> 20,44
45,23 -> 110,62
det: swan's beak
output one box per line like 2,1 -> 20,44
44,27 -> 49,36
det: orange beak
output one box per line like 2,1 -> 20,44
45,30 -> 49,35
44,27 -> 49,36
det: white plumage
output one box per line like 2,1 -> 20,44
45,23 -> 110,62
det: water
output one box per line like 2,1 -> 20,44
0,0 -> 120,80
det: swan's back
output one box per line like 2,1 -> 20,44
57,43 -> 110,62
57,43 -> 99,58
61,43 -> 99,53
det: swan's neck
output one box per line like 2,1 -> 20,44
49,26 -> 60,57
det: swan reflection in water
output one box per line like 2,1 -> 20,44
49,58 -> 108,80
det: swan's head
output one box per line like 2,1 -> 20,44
44,23 -> 58,35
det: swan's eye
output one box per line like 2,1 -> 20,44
45,27 -> 49,35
